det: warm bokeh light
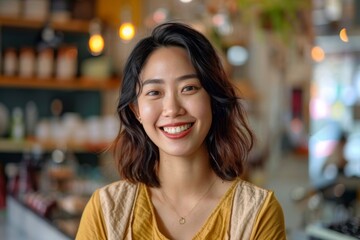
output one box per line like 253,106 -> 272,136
339,28 -> 349,42
119,22 -> 135,41
311,46 -> 325,62
88,34 -> 104,56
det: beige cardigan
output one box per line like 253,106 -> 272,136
99,179 -> 270,240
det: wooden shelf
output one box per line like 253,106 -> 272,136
0,16 -> 90,33
0,76 -> 120,91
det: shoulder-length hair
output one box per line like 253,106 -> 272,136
114,22 -> 254,187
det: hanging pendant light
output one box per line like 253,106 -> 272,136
119,22 -> 135,41
88,18 -> 105,56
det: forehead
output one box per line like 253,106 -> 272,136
140,47 -> 195,81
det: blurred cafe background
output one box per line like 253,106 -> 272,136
0,0 -> 360,239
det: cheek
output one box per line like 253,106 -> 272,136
138,102 -> 158,122
190,96 -> 212,124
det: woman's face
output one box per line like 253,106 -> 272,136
134,47 -> 212,158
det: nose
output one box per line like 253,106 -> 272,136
162,93 -> 185,117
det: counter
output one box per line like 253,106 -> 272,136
3,196 -> 73,240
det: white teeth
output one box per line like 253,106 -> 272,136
163,124 -> 192,134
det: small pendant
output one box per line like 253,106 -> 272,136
179,217 -> 186,224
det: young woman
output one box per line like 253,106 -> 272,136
76,22 -> 286,240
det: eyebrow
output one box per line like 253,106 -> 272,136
142,73 -> 198,86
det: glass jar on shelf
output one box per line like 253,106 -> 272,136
19,47 -> 36,78
55,45 -> 78,80
37,48 -> 54,79
3,48 -> 18,76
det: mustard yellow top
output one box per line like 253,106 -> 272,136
76,179 -> 286,240
131,182 -> 234,239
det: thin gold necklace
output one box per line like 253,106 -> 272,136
159,179 -> 217,225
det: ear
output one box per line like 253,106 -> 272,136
130,103 -> 141,123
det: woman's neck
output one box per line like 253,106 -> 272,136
156,150 -> 216,196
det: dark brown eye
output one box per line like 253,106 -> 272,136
146,90 -> 160,96
182,86 -> 200,92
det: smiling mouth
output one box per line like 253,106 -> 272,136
161,123 -> 193,134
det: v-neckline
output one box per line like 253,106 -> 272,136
142,178 -> 239,239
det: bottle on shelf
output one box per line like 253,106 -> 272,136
18,47 -> 36,78
11,107 -> 25,141
3,48 -> 18,76
23,0 -> 49,21
55,45 -> 78,80
0,0 -> 21,18
37,47 -> 55,79
25,101 -> 39,139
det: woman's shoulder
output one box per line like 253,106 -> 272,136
94,180 -> 139,239
97,180 -> 139,224
100,179 -> 138,191
233,178 -> 272,203
98,179 -> 138,199
229,179 -> 281,239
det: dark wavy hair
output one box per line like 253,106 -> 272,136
114,22 -> 254,187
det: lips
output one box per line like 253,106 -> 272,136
163,123 -> 192,134
160,123 -> 194,138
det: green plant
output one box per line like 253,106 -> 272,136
237,0 -> 311,42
